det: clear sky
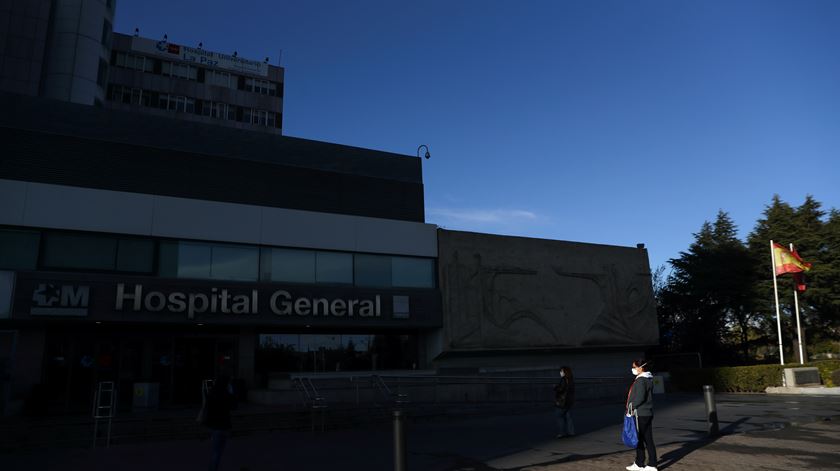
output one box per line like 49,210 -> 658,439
114,0 -> 840,270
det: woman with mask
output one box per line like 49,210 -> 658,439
626,360 -> 657,471
553,365 -> 575,438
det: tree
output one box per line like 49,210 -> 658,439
661,211 -> 756,364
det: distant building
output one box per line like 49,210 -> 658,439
1,0 -> 284,134
105,32 -> 284,135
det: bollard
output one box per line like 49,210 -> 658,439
393,409 -> 406,471
703,385 -> 719,436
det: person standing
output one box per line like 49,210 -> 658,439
205,376 -> 235,471
554,365 -> 576,438
625,359 -> 657,471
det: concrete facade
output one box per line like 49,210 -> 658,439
40,0 -> 114,105
0,0 -> 52,96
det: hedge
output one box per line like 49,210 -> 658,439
669,360 -> 840,393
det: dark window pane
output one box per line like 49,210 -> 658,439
42,233 -> 117,270
0,229 -> 40,270
176,242 -> 212,279
316,252 -> 352,284
211,245 -> 258,281
263,248 -> 315,283
354,254 -> 391,288
116,239 -> 155,273
392,257 -> 435,288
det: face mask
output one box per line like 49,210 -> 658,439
631,368 -> 639,376
560,371 -> 565,378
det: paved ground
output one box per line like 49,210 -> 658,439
1,393 -> 839,470
526,418 -> 840,471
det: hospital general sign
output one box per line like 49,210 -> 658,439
9,274 -> 444,327
131,37 -> 269,77
115,284 -> 388,319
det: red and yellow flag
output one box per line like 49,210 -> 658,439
773,243 -> 812,276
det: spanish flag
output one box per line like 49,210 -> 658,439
773,243 -> 812,276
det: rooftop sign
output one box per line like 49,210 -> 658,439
131,37 -> 269,77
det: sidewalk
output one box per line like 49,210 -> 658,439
1,394 -> 839,470
524,417 -> 840,471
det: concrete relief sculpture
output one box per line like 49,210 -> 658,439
439,231 -> 659,351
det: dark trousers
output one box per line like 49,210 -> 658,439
209,430 -> 229,471
635,415 -> 657,467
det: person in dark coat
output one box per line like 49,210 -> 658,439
553,365 -> 576,438
205,376 -> 235,471
625,359 -> 657,471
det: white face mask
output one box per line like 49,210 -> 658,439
631,368 -> 639,376
560,371 -> 565,378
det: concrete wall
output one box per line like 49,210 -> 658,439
41,0 -> 113,105
0,0 -> 51,96
437,230 -> 658,356
0,178 -> 438,257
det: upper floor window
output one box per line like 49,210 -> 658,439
159,94 -> 195,113
114,52 -> 154,73
162,61 -> 198,80
245,78 -> 278,96
0,229 -> 40,271
208,70 -> 236,89
202,101 -> 236,121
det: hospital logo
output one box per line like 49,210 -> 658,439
31,283 -> 89,316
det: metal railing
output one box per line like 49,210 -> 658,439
371,375 -> 409,406
308,374 -> 629,407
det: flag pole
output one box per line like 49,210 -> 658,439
770,240 -> 785,365
790,243 -> 805,364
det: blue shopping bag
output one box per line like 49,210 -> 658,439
622,413 -> 638,448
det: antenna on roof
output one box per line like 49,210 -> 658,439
198,42 -> 203,49
134,27 -> 139,37
163,33 -> 168,41
233,51 -> 238,57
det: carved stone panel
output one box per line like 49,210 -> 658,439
438,230 -> 659,351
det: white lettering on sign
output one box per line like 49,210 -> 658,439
268,290 -> 380,317
116,284 -> 382,319
116,284 -> 258,319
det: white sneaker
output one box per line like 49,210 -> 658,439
643,467 -> 658,471
626,465 -> 643,471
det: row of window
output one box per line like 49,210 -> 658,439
107,85 -> 281,128
0,229 -> 436,289
112,52 -> 283,97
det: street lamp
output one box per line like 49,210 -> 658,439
417,145 -> 431,159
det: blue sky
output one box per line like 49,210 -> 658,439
115,0 -> 840,270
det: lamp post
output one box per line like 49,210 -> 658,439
417,144 -> 430,159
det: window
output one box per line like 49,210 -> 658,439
354,254 -> 391,288
96,58 -> 108,87
159,95 -> 194,113
0,229 -> 40,270
202,102 -> 235,120
261,248 -> 315,283
115,53 -> 153,72
170,241 -> 258,281
315,252 -> 352,284
253,110 -> 268,126
42,233 -> 118,270
245,78 -> 273,94
101,19 -> 112,47
163,61 -> 197,80
208,70 -> 236,88
392,257 -> 435,288
41,233 -> 156,273
116,239 -> 155,273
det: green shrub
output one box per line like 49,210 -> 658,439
670,360 -> 840,392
